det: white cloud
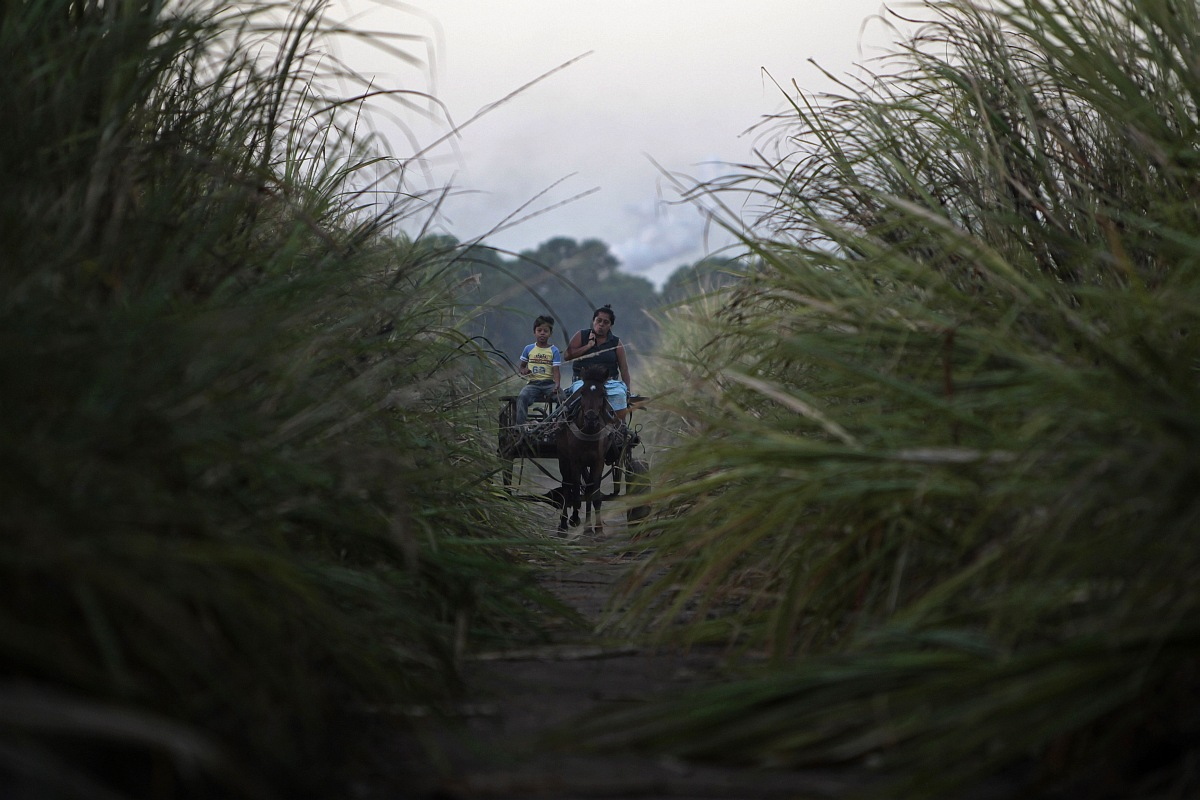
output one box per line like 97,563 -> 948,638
332,1 -> 911,286
611,196 -> 733,288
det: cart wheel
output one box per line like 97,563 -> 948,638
603,459 -> 624,501
625,457 -> 650,523
501,458 -> 517,494
603,438 -> 629,500
498,399 -> 518,493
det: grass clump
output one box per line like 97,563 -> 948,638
1,1 -> 561,797
598,0 -> 1200,796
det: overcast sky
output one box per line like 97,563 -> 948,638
332,1 -> 913,287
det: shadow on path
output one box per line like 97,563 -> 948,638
374,512 -> 867,800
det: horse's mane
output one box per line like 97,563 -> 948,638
564,363 -> 613,433
578,363 -> 608,387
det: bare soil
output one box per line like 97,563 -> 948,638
370,506 -> 868,800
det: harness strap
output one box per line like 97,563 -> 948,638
567,420 -> 616,442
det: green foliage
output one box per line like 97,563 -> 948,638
454,237 -> 662,383
658,256 -> 753,307
599,0 -> 1200,796
1,1 -> 563,796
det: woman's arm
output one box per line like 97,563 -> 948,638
565,330 -> 591,361
616,343 -> 631,394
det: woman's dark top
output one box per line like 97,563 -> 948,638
571,329 -> 621,382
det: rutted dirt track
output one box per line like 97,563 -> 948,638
378,508 -> 866,800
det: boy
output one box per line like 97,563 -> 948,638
516,315 -> 562,426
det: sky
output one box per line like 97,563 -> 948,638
331,1 -> 914,287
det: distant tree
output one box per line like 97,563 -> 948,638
452,236 -> 661,384
659,255 -> 751,306
450,237 -> 771,387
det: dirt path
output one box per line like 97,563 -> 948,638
376,506 -> 865,800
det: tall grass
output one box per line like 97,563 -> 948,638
1,1 -> 562,796
597,0 -> 1200,795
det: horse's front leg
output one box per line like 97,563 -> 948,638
556,473 -> 578,532
587,455 -> 605,533
557,482 -> 570,533
567,478 -> 581,528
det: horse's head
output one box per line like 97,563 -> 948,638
571,365 -> 615,437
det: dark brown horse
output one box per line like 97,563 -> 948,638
556,365 -> 615,533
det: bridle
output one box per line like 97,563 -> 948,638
567,418 -> 616,441
566,383 -> 616,442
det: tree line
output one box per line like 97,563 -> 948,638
444,235 -> 747,382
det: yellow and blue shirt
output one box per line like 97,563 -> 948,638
520,343 -> 562,383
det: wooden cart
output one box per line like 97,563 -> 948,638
497,393 -> 651,524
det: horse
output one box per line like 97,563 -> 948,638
556,364 -> 616,533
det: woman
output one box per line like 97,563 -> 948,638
564,304 -> 632,423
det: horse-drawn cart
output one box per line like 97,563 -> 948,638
497,392 -> 651,524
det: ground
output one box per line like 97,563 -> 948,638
374,499 -> 870,800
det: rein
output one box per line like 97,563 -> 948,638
567,420 -> 616,441
561,380 -> 616,443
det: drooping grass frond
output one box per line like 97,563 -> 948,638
1,1 -> 565,796
603,0 -> 1200,795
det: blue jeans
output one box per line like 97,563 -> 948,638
516,380 -> 557,424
